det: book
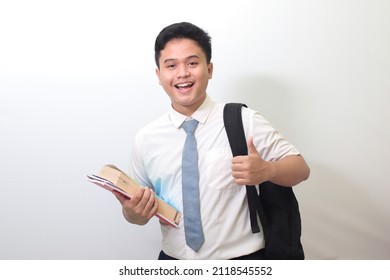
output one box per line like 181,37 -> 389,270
87,164 -> 181,227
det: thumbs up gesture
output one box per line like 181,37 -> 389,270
231,136 -> 275,186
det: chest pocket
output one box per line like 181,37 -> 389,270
205,147 -> 241,193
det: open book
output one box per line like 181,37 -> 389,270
87,164 -> 181,227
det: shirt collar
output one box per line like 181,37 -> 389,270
169,95 -> 213,129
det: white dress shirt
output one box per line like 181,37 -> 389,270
129,95 -> 300,259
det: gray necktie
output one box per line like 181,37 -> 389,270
181,119 -> 204,251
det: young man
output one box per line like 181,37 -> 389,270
114,22 -> 310,260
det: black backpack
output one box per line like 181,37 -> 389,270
223,103 -> 304,260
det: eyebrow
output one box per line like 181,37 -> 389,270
163,55 -> 200,64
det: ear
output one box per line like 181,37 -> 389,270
208,62 -> 213,79
155,67 -> 161,85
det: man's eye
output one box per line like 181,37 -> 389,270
167,64 -> 176,69
188,62 -> 198,67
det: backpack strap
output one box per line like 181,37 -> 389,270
223,103 -> 269,234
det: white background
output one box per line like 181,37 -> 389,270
1,0 -> 389,260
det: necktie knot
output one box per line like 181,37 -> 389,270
182,119 -> 199,135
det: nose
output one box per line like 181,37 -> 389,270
176,64 -> 190,79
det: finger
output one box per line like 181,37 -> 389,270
235,178 -> 250,186
232,155 -> 246,164
247,136 -> 258,155
232,168 -> 248,179
145,193 -> 159,219
142,188 -> 156,212
134,188 -> 155,211
134,188 -> 157,219
128,187 -> 147,207
231,161 -> 239,171
231,170 -> 240,179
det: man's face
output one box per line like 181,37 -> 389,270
156,38 -> 213,116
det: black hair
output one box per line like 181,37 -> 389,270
154,22 -> 212,67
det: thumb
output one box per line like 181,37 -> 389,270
247,136 -> 259,155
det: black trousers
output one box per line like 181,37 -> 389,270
158,248 -> 265,260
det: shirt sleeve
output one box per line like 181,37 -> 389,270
128,131 -> 154,190
243,107 -> 300,161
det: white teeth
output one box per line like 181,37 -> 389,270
176,83 -> 193,89
177,83 -> 191,88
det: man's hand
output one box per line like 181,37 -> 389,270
113,187 -> 158,225
231,137 -> 275,186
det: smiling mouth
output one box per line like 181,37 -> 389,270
175,82 -> 194,90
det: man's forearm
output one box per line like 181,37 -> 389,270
269,155 -> 310,187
